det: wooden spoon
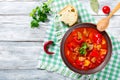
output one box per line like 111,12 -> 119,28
97,2 -> 120,32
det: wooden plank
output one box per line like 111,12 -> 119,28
106,28 -> 120,41
0,70 -> 66,80
0,42 -> 42,69
0,15 -> 120,41
0,0 -> 44,2
0,1 -> 120,15
0,0 -> 39,2
0,16 -> 50,41
0,26 -> 47,41
0,2 -> 39,15
0,60 -> 39,69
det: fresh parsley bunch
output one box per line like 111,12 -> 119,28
30,0 -> 52,28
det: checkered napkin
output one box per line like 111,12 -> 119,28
39,0 -> 120,80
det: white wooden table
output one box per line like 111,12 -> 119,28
0,0 -> 120,80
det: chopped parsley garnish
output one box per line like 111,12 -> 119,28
79,42 -> 88,55
30,0 -> 53,28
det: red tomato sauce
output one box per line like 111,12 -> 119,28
64,27 -> 108,70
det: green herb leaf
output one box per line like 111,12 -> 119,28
82,42 -> 87,49
80,48 -> 87,55
42,3 -> 51,13
31,19 -> 39,28
79,42 -> 88,55
29,0 -> 53,28
90,0 -> 99,14
39,13 -> 47,22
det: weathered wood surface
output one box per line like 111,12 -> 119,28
0,1 -> 120,15
0,42 -> 42,69
0,70 -> 65,80
0,0 -> 120,80
0,16 -> 120,41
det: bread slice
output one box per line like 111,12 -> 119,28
58,5 -> 78,27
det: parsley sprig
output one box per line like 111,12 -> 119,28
79,42 -> 88,55
30,0 -> 53,28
